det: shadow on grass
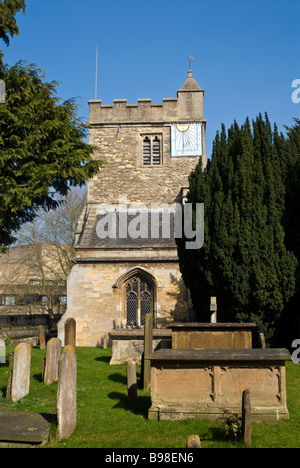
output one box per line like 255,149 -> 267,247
33,373 -> 43,383
109,370 -> 144,389
108,391 -> 151,419
95,356 -> 111,364
208,427 -> 229,441
108,373 -> 127,385
203,426 -> 243,446
40,413 -> 57,424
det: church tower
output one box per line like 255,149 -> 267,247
58,70 -> 207,346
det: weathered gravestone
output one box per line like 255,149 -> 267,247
242,389 -> 251,446
38,326 -> 46,350
186,435 -> 202,448
210,296 -> 217,323
11,343 -> 31,403
127,361 -> 137,405
0,339 -> 5,364
260,333 -> 266,349
57,345 -> 77,440
44,338 -> 62,385
65,318 -> 76,348
143,313 -> 153,391
6,353 -> 14,399
0,412 -> 51,446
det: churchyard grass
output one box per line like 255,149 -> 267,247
0,345 -> 299,448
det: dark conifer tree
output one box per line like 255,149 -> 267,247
278,118 -> 300,346
178,114 -> 297,343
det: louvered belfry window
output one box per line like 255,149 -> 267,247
152,137 -> 161,165
142,135 -> 162,165
125,275 -> 154,327
143,137 -> 151,165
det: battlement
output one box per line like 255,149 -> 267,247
89,70 -> 205,125
89,97 -> 182,124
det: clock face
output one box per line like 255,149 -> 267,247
171,123 -> 202,157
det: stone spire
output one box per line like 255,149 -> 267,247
178,69 -> 203,93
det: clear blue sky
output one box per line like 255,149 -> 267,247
2,0 -> 299,155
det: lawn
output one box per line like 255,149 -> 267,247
0,345 -> 299,448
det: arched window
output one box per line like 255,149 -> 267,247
125,275 -> 154,327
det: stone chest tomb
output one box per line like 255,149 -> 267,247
170,322 -> 257,349
148,348 -> 291,422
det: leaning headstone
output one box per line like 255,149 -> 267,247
65,318 -> 76,348
11,343 -> 31,403
186,435 -> 202,448
44,338 -> 62,385
57,345 -> 77,440
143,313 -> 153,391
6,353 -> 14,399
260,333 -> 266,349
210,296 -> 217,323
100,333 -> 108,349
242,389 -> 251,446
38,325 -> 46,350
127,361 -> 138,405
41,358 -> 46,381
0,339 -> 5,364
113,319 -> 121,329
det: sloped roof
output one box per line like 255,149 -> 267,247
76,211 -> 177,249
178,69 -> 203,92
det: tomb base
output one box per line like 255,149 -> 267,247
109,329 -> 171,365
149,348 -> 291,422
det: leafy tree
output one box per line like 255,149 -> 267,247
14,186 -> 87,278
2,187 -> 87,322
0,0 -> 25,46
178,114 -> 297,343
0,60 -> 102,249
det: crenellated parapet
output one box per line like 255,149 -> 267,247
89,98 -> 177,124
89,70 -> 205,125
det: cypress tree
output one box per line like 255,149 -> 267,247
178,114 -> 297,343
278,118 -> 300,345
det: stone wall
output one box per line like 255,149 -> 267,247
58,260 -> 188,347
87,123 -> 205,206
87,71 -> 207,207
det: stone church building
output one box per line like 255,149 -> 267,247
58,69 -> 207,347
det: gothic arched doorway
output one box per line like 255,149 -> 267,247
124,273 -> 155,327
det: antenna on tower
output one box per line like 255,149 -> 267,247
95,45 -> 99,100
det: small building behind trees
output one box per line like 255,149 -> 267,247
0,244 -> 67,332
